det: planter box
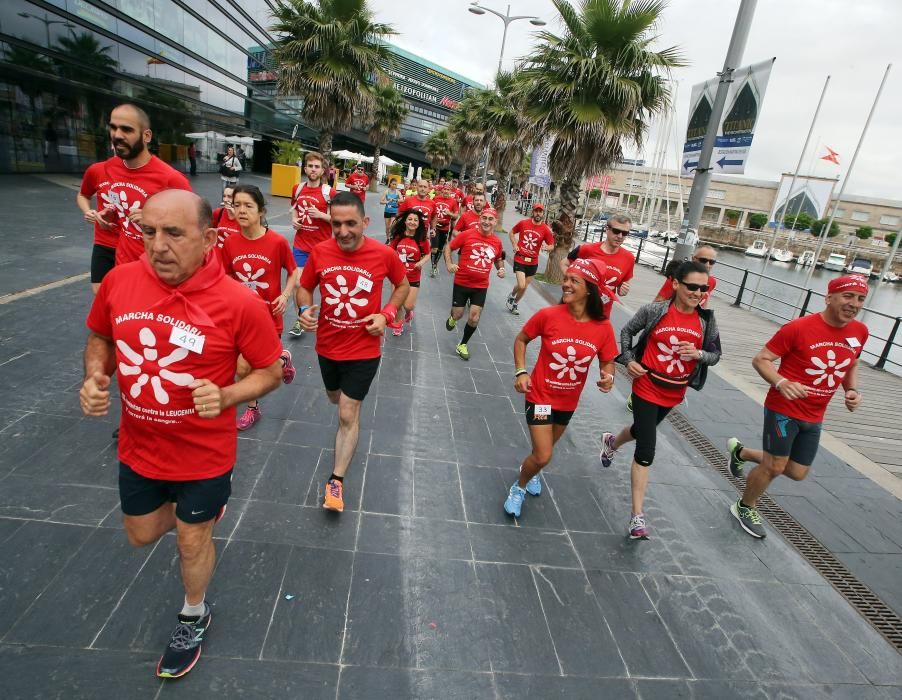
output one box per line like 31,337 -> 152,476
271,163 -> 300,198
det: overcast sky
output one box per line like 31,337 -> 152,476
374,0 -> 900,201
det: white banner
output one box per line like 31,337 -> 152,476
528,138 -> 553,188
768,174 -> 837,224
682,58 -> 775,175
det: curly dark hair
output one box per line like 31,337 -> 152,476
390,209 -> 428,246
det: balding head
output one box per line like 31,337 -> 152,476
141,190 -> 216,285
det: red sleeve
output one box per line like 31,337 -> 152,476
521,308 -> 546,340
765,321 -> 796,358
543,225 -> 554,246
290,184 -> 300,206
329,188 -> 338,199
86,272 -> 114,337
622,254 -> 635,282
655,277 -> 673,300
79,164 -> 99,197
280,237 -> 297,273
299,247 -> 319,290
235,292 -> 283,369
453,215 -> 467,233
449,231 -> 467,251
512,221 -> 524,235
386,247 -> 407,285
398,197 -> 410,216
168,170 -> 192,191
597,323 -> 619,362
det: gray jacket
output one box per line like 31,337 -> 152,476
617,301 -> 721,387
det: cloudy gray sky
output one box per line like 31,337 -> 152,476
374,0 -> 901,200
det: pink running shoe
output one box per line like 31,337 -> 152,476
404,309 -> 414,324
392,323 -> 404,337
237,404 -> 261,431
280,349 -> 296,384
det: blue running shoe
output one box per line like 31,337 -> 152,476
504,483 -> 527,517
525,473 -> 542,496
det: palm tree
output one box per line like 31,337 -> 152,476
366,80 -> 407,190
423,128 -> 454,172
52,33 -> 118,86
271,0 -> 395,154
517,0 -> 685,281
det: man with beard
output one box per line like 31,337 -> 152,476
81,104 -> 192,270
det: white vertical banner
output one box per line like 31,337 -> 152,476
529,138 -> 553,188
682,58 -> 775,175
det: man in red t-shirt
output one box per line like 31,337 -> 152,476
463,181 -> 486,211
506,203 -> 554,315
397,180 -> 437,231
77,161 -> 116,294
443,207 -> 506,361
452,192 -> 486,238
288,151 -> 338,337
80,104 -> 192,275
344,164 -> 370,202
79,190 -> 282,680
429,182 -> 460,276
727,274 -> 869,539
297,192 -> 409,513
566,214 -> 635,299
653,245 -> 718,306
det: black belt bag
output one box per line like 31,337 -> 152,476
642,364 -> 690,388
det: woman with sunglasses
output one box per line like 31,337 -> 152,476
600,260 -> 721,539
653,246 -> 718,306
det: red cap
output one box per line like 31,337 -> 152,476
827,274 -> 869,295
481,207 -> 498,219
566,258 -> 606,286
532,203 -> 545,211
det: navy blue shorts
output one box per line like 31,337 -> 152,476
292,247 -> 310,268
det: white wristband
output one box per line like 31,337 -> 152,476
774,378 -> 787,390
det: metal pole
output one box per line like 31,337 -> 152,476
805,63 -> 892,289
749,75 -> 830,304
496,7 -> 511,77
674,0 -> 758,263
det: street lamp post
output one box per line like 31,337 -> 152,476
467,2 -> 545,182
17,12 -> 75,47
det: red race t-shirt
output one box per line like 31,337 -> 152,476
344,172 -> 369,201
221,229 -> 297,335
572,242 -> 635,291
300,237 -> 407,361
764,313 -> 869,423
522,305 -> 618,411
453,188 -> 465,206
463,195 -> 476,211
656,275 -> 717,307
633,304 -> 703,408
86,254 -> 282,481
398,196 -> 436,227
212,207 -> 242,252
79,161 -> 118,248
433,196 -> 459,228
97,156 -> 192,266
454,209 -> 481,234
449,229 -> 504,289
291,183 -> 337,252
390,235 -> 431,284
512,219 -> 554,265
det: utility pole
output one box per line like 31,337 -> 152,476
673,0 -> 758,263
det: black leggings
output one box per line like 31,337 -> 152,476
629,392 -> 673,466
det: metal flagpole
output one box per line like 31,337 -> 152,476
804,64 -> 892,289
749,75 -> 830,304
673,0 -> 758,263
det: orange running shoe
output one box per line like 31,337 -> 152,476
323,478 -> 344,512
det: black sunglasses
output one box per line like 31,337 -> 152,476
694,257 -> 716,266
680,282 -> 710,292
608,226 -> 630,236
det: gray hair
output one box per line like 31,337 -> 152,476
609,214 -> 632,227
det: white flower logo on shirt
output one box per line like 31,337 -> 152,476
296,198 -> 319,226
235,262 -> 269,291
521,232 -> 539,253
805,349 -> 850,387
324,274 -> 369,318
656,335 -> 685,374
548,345 -> 592,380
398,249 -> 411,264
101,188 -> 141,232
117,327 -> 195,405
469,245 -> 495,268
605,275 -> 619,287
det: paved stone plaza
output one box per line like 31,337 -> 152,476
0,174 -> 899,698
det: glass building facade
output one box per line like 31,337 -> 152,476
0,0 -> 481,175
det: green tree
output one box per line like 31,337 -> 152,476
783,212 -> 814,230
423,127 -> 455,172
886,232 -> 896,246
272,0 -> 394,154
855,226 -> 873,240
366,80 -> 407,190
811,218 -> 840,237
748,212 -> 768,230
516,0 -> 685,282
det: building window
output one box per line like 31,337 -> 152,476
833,208 -> 845,218
879,214 -> 899,226
851,211 -> 869,222
707,189 -> 726,200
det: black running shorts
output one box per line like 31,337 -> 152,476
118,462 -> 232,524
91,244 -> 116,283
762,407 -> 822,466
525,400 -> 574,426
318,354 -> 380,401
513,261 -> 539,277
452,284 -> 487,309
431,227 -> 450,252
628,393 -> 673,466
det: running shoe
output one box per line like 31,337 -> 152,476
280,350 -> 296,384
446,316 -> 456,331
323,478 -> 344,512
430,265 -> 438,278
525,473 -> 542,496
599,432 -> 617,468
730,500 -> 766,539
288,319 -> 304,337
505,293 -> 515,312
237,404 -> 261,431
456,343 -> 469,361
727,437 -> 746,478
112,428 -> 119,440
156,603 -> 212,678
503,482 -> 527,517
628,513 -> 649,539
626,393 -> 633,413
511,302 -> 519,316
404,310 -> 414,324
392,322 -> 404,337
